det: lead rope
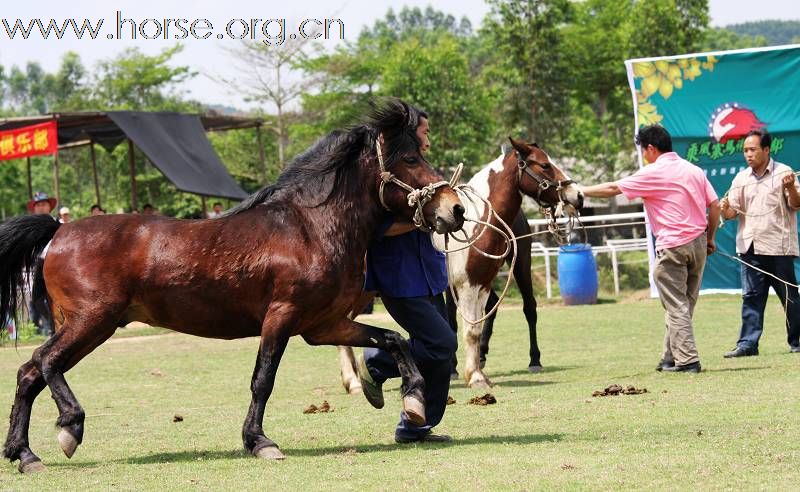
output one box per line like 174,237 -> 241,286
443,185 -> 518,325
717,169 -> 800,329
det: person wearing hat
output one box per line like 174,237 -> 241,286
25,191 -> 57,337
27,191 -> 57,216
59,207 -> 71,223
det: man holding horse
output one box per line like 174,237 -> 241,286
357,109 -> 457,443
581,124 -> 721,373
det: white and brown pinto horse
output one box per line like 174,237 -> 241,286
435,138 -> 582,388
337,138 -> 582,392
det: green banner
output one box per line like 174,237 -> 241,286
625,45 -> 800,291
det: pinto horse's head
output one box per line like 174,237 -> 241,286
508,137 -> 583,216
368,99 -> 464,233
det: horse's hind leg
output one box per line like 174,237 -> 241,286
478,289 -> 500,369
303,320 -> 426,425
32,316 -> 117,461
4,360 -> 47,473
513,245 -> 541,372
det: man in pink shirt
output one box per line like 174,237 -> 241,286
582,125 -> 721,373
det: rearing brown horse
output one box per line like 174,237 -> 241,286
0,100 -> 465,473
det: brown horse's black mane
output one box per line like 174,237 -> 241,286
226,99 -> 426,215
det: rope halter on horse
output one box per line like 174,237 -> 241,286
516,150 -> 575,211
516,150 -> 584,245
375,138 -> 460,231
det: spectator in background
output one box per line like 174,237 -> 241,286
25,191 -> 57,337
58,207 -> 71,223
580,124 -> 720,374
90,204 -> 106,215
142,204 -> 156,215
207,202 -> 224,218
720,129 -> 800,357
27,191 -> 57,216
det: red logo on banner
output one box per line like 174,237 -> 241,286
0,121 -> 58,160
708,103 -> 766,144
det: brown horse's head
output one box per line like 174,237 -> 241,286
369,100 -> 464,233
508,137 -> 583,216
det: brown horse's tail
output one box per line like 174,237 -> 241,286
0,215 -> 60,328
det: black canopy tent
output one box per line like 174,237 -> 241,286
0,111 -> 265,212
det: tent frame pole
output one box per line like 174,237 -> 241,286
128,139 -> 138,212
90,142 -> 101,208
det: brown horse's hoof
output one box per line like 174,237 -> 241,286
58,428 -> 79,459
18,459 -> 46,474
255,446 -> 285,460
528,365 -> 543,374
402,395 -> 426,426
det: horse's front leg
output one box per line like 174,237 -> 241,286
337,346 -> 362,394
459,287 -> 493,389
242,307 -> 293,460
304,319 -> 426,425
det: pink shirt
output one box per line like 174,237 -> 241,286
617,152 -> 718,250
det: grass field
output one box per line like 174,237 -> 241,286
1,294 -> 799,490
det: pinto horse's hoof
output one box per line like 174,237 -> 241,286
345,380 -> 363,395
255,445 -> 285,460
402,395 -> 426,426
528,365 -> 543,374
467,374 -> 493,389
58,428 -> 79,459
18,459 -> 46,474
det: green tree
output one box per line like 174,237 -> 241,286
629,0 -> 709,58
727,20 -> 800,46
380,34 -> 495,169
562,0 -> 637,189
90,45 -> 197,111
297,7 -> 490,170
480,0 -> 574,148
702,28 -> 768,51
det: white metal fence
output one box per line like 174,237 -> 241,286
523,212 -> 650,298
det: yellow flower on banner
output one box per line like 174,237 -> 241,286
632,56 -> 718,127
633,61 -> 656,78
638,100 -> 663,126
684,59 -> 702,81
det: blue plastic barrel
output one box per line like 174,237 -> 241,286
557,244 -> 598,305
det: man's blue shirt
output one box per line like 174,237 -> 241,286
364,215 -> 448,298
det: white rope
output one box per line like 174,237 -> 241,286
375,138 -> 450,231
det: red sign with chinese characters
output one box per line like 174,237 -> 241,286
0,121 -> 58,160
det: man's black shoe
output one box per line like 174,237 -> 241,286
661,361 -> 702,373
724,346 -> 758,358
655,359 -> 675,372
395,432 -> 453,444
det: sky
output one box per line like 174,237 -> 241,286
0,0 -> 797,110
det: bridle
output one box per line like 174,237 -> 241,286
516,150 -> 574,211
515,149 -> 584,245
375,138 -> 460,231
